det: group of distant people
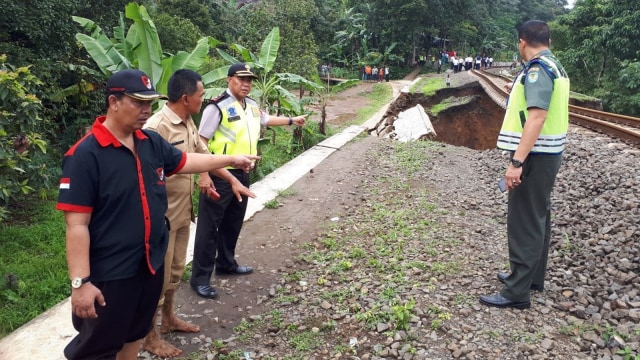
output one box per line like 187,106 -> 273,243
320,63 -> 332,77
362,64 -> 390,82
448,54 -> 493,72
418,50 -> 494,74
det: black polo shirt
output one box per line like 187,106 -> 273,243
56,116 -> 187,282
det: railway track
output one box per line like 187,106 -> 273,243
470,69 -> 640,145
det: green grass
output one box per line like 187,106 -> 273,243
409,76 -> 446,95
409,78 -> 427,93
570,91 -> 599,101
259,187 -> 298,210
420,77 -> 447,96
393,140 -> 438,174
277,188 -> 297,197
263,198 -> 280,209
289,330 -> 323,352
430,95 -> 475,115
0,193 -> 67,337
341,82 -> 394,127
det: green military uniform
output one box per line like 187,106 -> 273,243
497,50 -> 570,302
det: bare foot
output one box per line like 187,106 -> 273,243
160,316 -> 200,334
142,330 -> 182,358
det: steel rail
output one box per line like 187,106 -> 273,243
471,70 -> 640,145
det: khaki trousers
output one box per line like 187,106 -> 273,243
163,223 -> 191,293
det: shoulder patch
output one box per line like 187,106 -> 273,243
527,70 -> 539,84
209,92 -> 229,104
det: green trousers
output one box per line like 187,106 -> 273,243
500,153 -> 563,302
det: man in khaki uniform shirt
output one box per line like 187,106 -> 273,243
142,69 -> 214,358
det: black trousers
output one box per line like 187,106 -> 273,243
500,153 -> 562,302
64,261 -> 163,360
190,170 -> 249,287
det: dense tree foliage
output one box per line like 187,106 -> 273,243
243,0 -> 320,80
554,0 -> 640,115
1,0 -> 639,219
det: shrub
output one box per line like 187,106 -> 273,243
0,55 -> 53,221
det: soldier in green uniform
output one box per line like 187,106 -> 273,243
480,20 -> 570,309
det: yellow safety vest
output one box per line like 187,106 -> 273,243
207,93 -> 261,168
497,55 -> 570,154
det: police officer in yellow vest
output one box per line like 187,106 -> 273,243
480,20 -> 569,309
190,63 -> 306,299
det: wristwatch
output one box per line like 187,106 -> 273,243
71,276 -> 90,289
511,158 -> 524,168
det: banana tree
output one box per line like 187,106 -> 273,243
71,2 -> 218,97
208,27 -> 321,116
364,42 -> 404,66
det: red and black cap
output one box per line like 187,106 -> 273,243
105,69 -> 168,100
227,63 -> 258,78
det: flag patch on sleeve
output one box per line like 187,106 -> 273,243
59,178 -> 71,190
527,66 -> 540,83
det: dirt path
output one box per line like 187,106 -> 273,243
307,69 -> 418,127
306,81 -> 377,127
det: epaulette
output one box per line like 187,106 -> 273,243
209,92 -> 229,104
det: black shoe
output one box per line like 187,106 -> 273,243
497,272 -> 544,291
191,285 -> 218,299
479,293 -> 531,309
215,265 -> 253,276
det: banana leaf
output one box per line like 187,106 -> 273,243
74,33 -> 131,75
113,13 -> 134,66
216,48 -> 240,65
229,44 -> 254,65
258,27 -> 280,74
201,66 -> 230,86
71,16 -> 103,38
125,3 -> 163,86
171,38 -> 212,71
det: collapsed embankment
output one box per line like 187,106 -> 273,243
370,79 -> 504,150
